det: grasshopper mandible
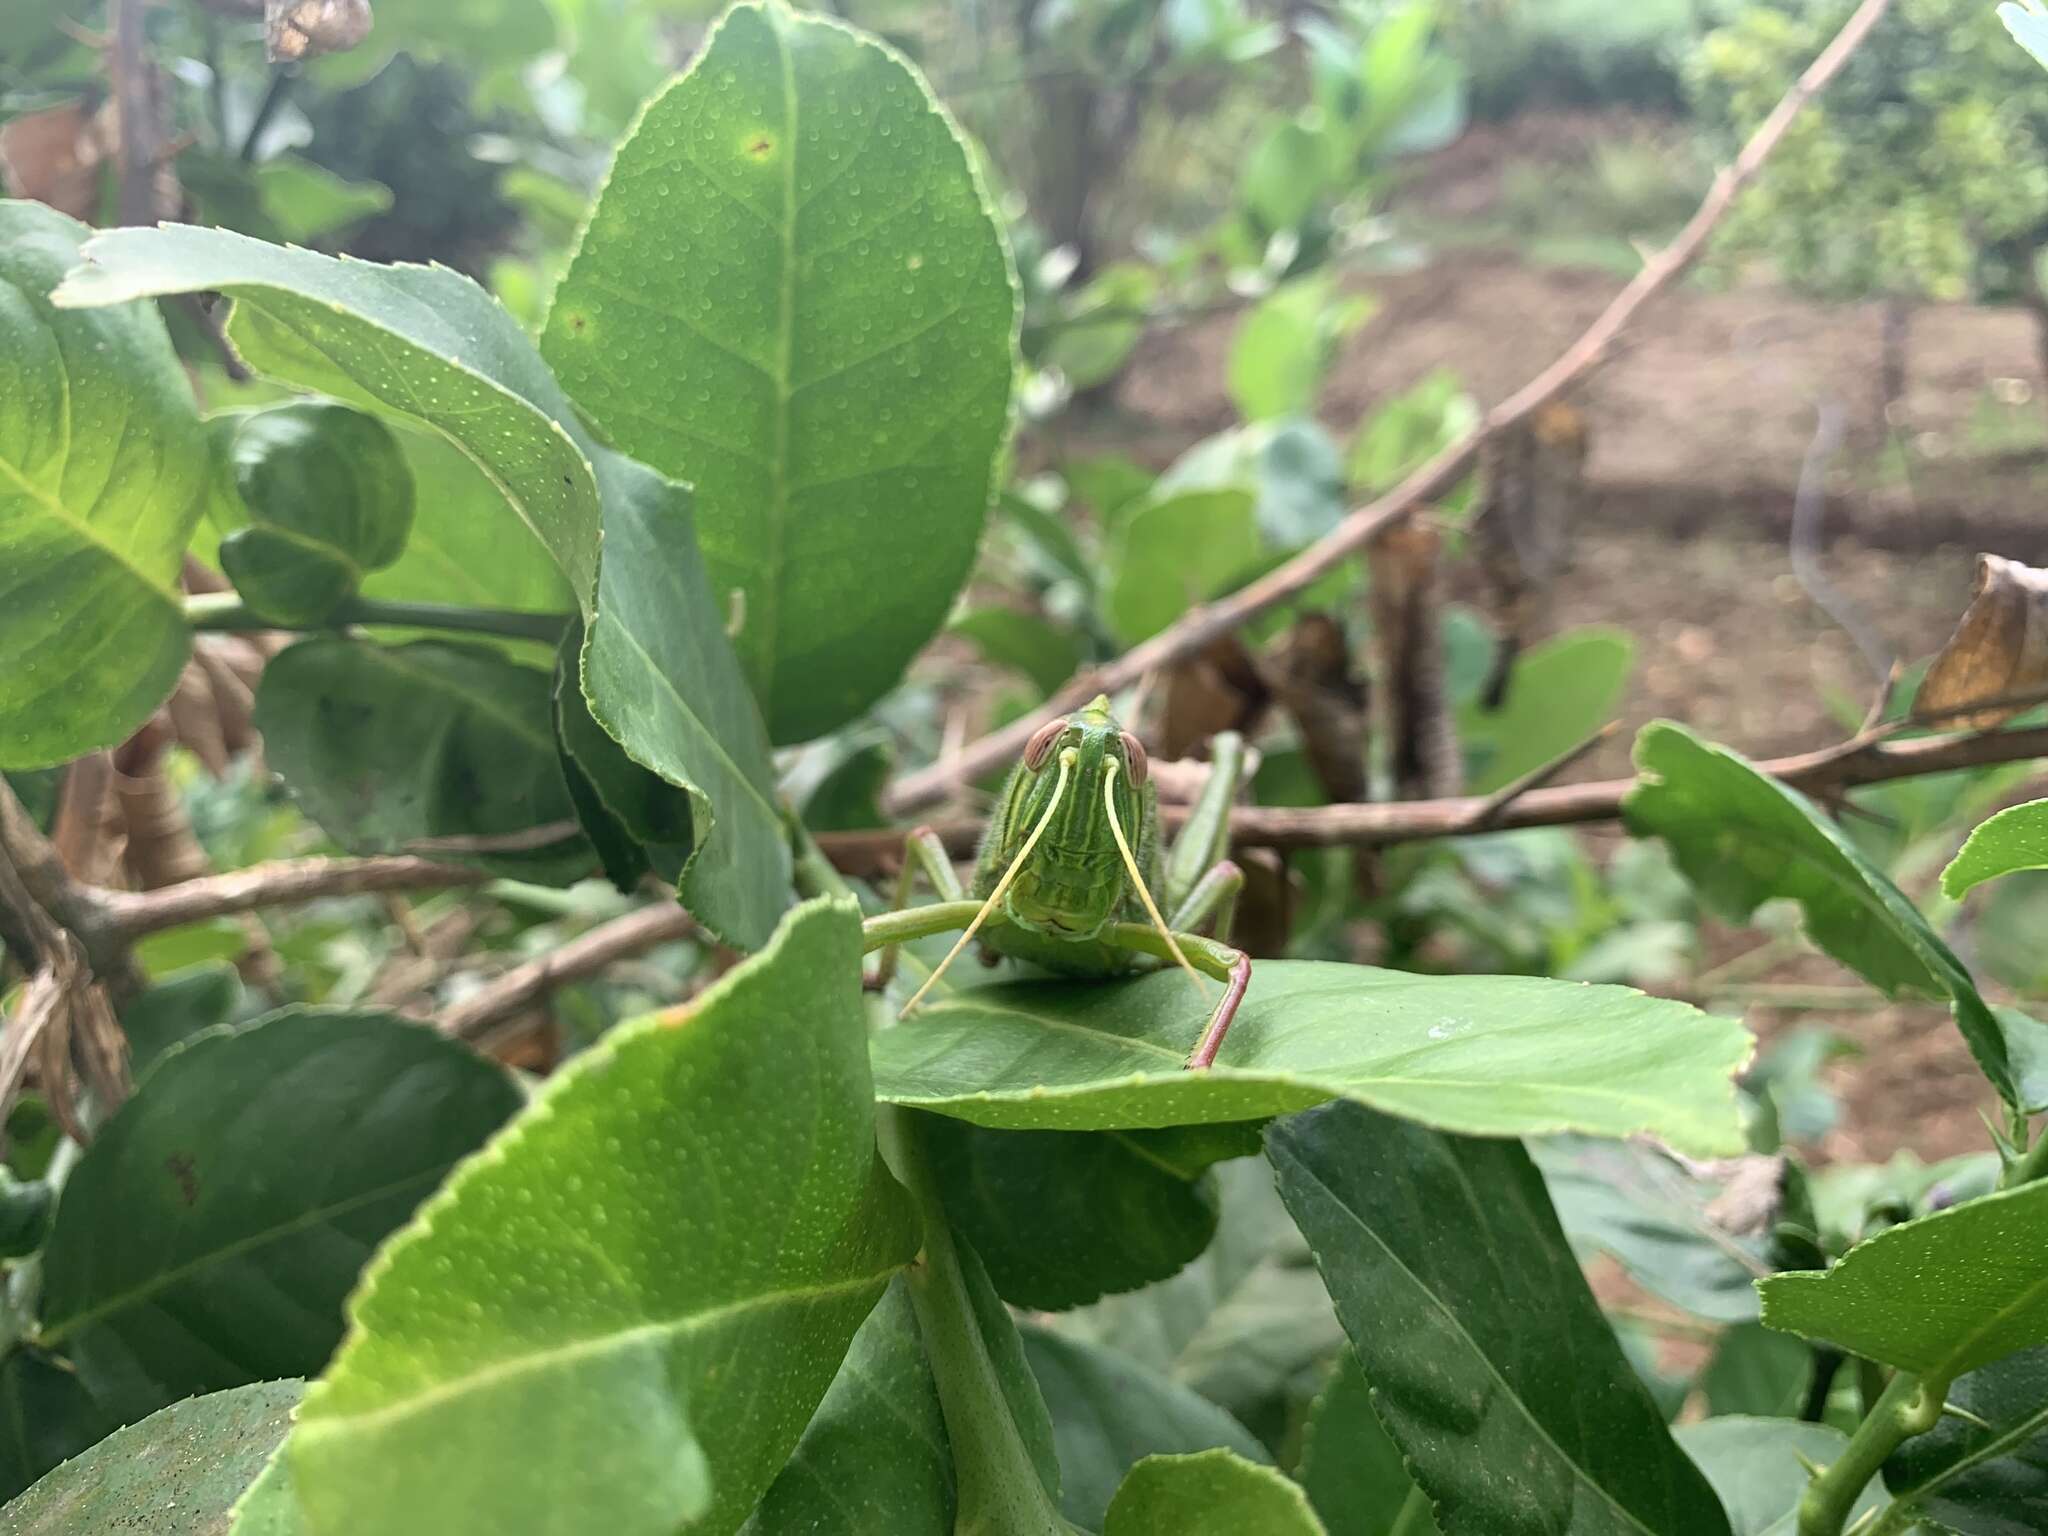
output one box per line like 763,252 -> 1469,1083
863,695 -> 1250,1069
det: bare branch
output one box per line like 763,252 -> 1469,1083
441,901 -> 700,1040
883,0 -> 1897,815
823,721 -> 2048,874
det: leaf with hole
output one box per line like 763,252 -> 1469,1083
282,900 -> 919,1536
542,1 -> 1017,744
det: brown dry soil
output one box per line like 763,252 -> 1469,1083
1049,126 -> 2048,1168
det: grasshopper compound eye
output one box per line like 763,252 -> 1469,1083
1024,717 -> 1068,771
1120,732 -> 1149,786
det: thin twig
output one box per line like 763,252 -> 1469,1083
883,0 -> 1897,816
441,901 -> 700,1040
823,720 -> 2048,873
1461,721 -> 1621,832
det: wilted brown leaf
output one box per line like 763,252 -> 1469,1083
267,0 -> 374,60
0,99 -> 112,219
1369,519 -> 1462,800
1157,634 -> 1268,762
1917,554 -> 2048,728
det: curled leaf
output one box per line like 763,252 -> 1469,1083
1918,554 -> 2048,728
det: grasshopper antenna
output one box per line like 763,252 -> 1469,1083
901,748 -> 1074,1016
1102,758 -> 1208,998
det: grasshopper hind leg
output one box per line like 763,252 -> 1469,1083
1102,921 -> 1251,1071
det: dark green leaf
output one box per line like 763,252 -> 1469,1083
1106,489 -> 1261,646
1624,721 -> 2024,1109
1021,1325 -> 1268,1533
1702,1324 -> 1813,1420
0,1170 -> 51,1258
120,963 -> 243,1082
738,1279 -> 952,1536
0,200 -> 206,770
1269,1101 -> 1732,1536
873,962 -> 1751,1156
1104,1450 -> 1326,1535
799,739 -> 892,833
1,1380 -> 299,1536
256,636 -> 593,885
1298,1352 -> 1440,1536
1675,1418 -> 1885,1536
1885,1345 -> 2048,1536
220,403 -> 414,625
542,1 -> 1017,743
0,1349 -> 111,1505
1759,1179 -> 2048,1379
926,1120 -> 1254,1310
950,608 -> 1084,699
36,1010 -> 520,1423
284,901 -> 919,1536
1945,799 -> 2048,899
1530,1135 -> 1771,1323
553,624 -> 692,893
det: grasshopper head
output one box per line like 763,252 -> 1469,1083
1000,696 -> 1150,939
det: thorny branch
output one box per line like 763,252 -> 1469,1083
882,0 -> 1899,816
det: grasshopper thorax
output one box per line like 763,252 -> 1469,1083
986,695 -> 1150,941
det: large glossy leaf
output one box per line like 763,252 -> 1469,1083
1530,1135 -> 1771,1323
121,962 -> 243,1081
1103,1450 -> 1326,1536
872,962 -> 1750,1156
50,219 -> 792,943
36,1011 -> 521,1423
1675,1418 -> 1884,1536
1107,489 -> 1262,646
1460,628 -> 1632,794
285,900 -> 919,1536
0,1349 -> 111,1506
925,1119 -> 1257,1311
736,1278 -> 951,1536
1021,1326 -> 1268,1533
1759,1179 -> 2048,1380
1269,1101 -> 1732,1536
54,224 -> 600,609
542,1 -> 1017,743
0,1380 -> 300,1536
1624,721 -> 2024,1109
255,636 -> 594,885
1945,799 -> 2048,899
1885,1345 -> 2048,1536
0,200 -> 208,769
1297,1353 -> 1439,1536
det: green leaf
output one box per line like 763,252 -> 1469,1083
1065,455 -> 1153,529
950,608 -> 1084,699
1885,1345 -> 2048,1536
1241,120 -> 1334,233
220,403 -> 415,625
255,636 -> 594,885
542,1 -> 1018,744
1104,1450 -> 1326,1536
1156,421 -> 1345,549
1107,489 -> 1262,646
1624,721 -> 2022,1109
737,1279 -> 952,1536
0,1350 -> 112,1506
1023,1328 -> 1269,1535
1701,1323 -> 1813,1420
1460,628 -> 1632,794
181,153 -> 393,246
1945,799 -> 2048,899
1268,1101 -> 1732,1536
1227,277 -> 1369,423
120,963 -> 243,1081
1530,1135 -> 1771,1323
53,222 -> 602,611
1759,1179 -> 2048,1380
1298,1353 -> 1440,1536
553,625 -> 693,893
578,465 -> 792,948
1,1381 -> 300,1536
1346,369 -> 1477,497
927,1120 -> 1252,1310
1045,263 -> 1157,390
227,1450 -> 308,1536
36,1011 -> 521,1423
284,900 -> 919,1536
873,961 -> 1751,1156
1675,1418 -> 1884,1536
0,200 -> 208,770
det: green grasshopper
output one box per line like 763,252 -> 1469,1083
863,695 -> 1250,1069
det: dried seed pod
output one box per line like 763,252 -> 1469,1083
1471,399 -> 1590,709
1369,519 -> 1462,800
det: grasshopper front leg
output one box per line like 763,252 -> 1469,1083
1104,921 -> 1250,1070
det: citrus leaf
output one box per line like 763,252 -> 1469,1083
1268,1101 -> 1732,1536
284,899 -> 919,1536
1759,1179 -> 2048,1380
552,624 -> 692,893
1885,1345 -> 2048,1536
1624,721 -> 2022,1109
0,200 -> 208,769
1022,1326 -> 1269,1534
872,961 -> 1750,1157
543,1 -> 1017,744
35,1012 -> 521,1424
737,1279 -> 951,1536
254,636 -> 595,885
1104,1450 -> 1326,1536
1297,1352 -> 1440,1536
1945,799 -> 2048,900
1675,1418 -> 1885,1536
1459,627 -> 1632,794
0,1349 -> 111,1506
1107,489 -> 1261,646
1,1380 -> 300,1536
